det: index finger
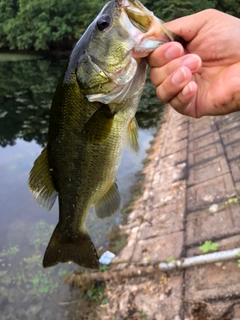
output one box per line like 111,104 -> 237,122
147,42 -> 184,67
163,9 -> 219,41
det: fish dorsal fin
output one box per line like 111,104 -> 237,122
29,147 -> 57,211
126,117 -> 139,154
94,181 -> 121,219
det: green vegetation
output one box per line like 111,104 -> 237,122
99,265 -> 110,272
199,240 -> 219,253
2,245 -> 19,256
237,252 -> 240,268
141,313 -> 148,320
225,197 -> 239,205
142,0 -> 239,21
0,220 -> 75,319
166,256 -> 175,262
141,0 -> 216,21
0,221 -> 69,301
0,0 -> 105,50
86,283 -> 105,302
0,58 -> 64,147
0,0 -> 239,51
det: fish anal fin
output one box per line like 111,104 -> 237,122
28,147 -> 57,211
126,117 -> 139,154
94,181 -> 121,219
43,224 -> 99,269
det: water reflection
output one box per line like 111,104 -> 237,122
0,55 -> 164,319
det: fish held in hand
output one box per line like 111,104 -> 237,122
29,0 -> 182,270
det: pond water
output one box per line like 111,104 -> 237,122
0,54 -> 164,319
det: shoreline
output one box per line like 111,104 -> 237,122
91,106 -> 240,319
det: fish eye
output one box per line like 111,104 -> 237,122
97,15 -> 111,31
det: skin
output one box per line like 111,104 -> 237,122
147,9 -> 240,118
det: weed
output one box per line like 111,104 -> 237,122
101,298 -> 109,305
100,265 -> 110,272
134,187 -> 144,197
115,240 -> 125,249
122,206 -> 132,215
199,241 -> 218,253
237,252 -> 240,269
8,246 -> 19,255
0,221 -> 70,300
166,256 -> 175,262
1,245 -> 19,257
58,268 -> 69,277
30,220 -> 54,249
86,283 -> 105,302
225,197 -> 238,205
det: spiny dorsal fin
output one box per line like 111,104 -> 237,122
94,181 -> 121,219
126,117 -> 139,154
28,147 -> 57,211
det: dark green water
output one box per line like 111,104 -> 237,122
0,54 -> 163,319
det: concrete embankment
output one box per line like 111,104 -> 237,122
95,106 -> 240,319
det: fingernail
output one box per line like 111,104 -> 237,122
182,83 -> 193,96
165,44 -> 183,60
172,67 -> 187,85
183,55 -> 201,71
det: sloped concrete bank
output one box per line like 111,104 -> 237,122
93,107 -> 240,320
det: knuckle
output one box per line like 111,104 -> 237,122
156,85 -> 171,103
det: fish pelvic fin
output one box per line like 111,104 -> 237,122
29,147 -> 57,211
43,224 -> 99,270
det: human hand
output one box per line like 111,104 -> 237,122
148,9 -> 240,117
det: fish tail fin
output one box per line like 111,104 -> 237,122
43,224 -> 99,269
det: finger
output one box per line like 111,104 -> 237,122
150,54 -> 201,86
156,66 -> 192,103
147,42 -> 184,67
169,81 -> 198,117
163,10 -> 215,41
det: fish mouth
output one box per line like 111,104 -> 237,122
119,0 -> 174,58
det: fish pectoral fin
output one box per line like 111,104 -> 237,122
43,224 -> 99,270
94,181 -> 121,219
28,147 -> 57,211
83,105 -> 114,142
126,117 -> 139,154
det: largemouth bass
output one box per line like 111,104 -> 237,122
29,0 -> 182,269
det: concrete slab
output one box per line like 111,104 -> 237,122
188,142 -> 224,166
186,203 -> 240,246
189,131 -> 220,152
187,173 -> 236,212
188,156 -> 230,186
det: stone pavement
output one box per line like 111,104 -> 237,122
96,107 -> 240,320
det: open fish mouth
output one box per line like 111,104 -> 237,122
116,0 -> 177,59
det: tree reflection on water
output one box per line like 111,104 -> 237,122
0,58 -> 164,148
